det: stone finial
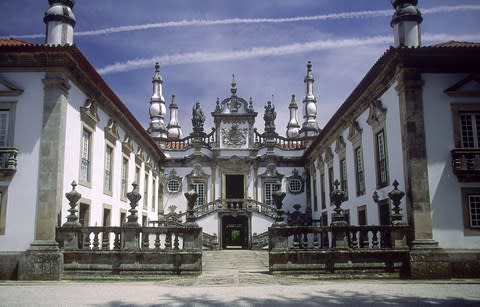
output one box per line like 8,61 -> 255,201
126,182 -> 141,226
330,179 -> 347,226
63,181 -> 81,226
388,179 -> 406,225
184,185 -> 198,225
272,184 -> 286,226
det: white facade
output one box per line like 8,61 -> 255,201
0,50 -> 164,252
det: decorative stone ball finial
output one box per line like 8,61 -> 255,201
64,180 -> 81,226
330,179 -> 345,215
126,182 -> 141,226
388,179 -> 406,225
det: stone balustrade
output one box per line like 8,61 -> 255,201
268,180 -> 411,277
56,182 -> 202,278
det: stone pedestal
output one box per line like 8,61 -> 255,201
18,241 -> 63,280
409,247 -> 450,279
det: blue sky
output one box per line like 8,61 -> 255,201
1,0 -> 480,135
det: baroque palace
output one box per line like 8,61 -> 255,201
0,0 -> 479,279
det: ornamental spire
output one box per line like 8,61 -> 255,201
391,0 -> 423,47
167,94 -> 182,139
44,0 -> 76,45
231,74 -> 237,96
286,94 -> 300,138
300,61 -> 319,137
149,63 -> 168,140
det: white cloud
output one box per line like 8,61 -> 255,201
98,33 -> 480,75
7,4 -> 480,39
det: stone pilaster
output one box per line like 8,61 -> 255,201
19,72 -> 69,280
396,69 -> 437,247
396,69 -> 449,278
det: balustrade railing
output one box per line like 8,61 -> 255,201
165,128 -> 216,150
0,147 -> 18,175
253,129 -> 307,150
180,198 -> 277,220
451,148 -> 480,181
269,224 -> 409,250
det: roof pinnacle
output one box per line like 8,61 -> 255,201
231,74 -> 237,96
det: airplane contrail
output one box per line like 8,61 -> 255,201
6,5 -> 480,39
97,33 -> 480,75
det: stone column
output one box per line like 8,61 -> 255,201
18,72 -> 69,280
396,69 -> 448,278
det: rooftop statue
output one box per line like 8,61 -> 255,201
264,101 -> 276,131
192,102 -> 205,131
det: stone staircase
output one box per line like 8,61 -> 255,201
196,250 -> 275,286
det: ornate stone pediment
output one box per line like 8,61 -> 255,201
260,163 -> 283,181
366,100 -> 387,126
0,79 -> 23,96
347,120 -> 363,143
80,98 -> 99,129
444,74 -> 480,97
104,118 -> 119,143
334,135 -> 346,155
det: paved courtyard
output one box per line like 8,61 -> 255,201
1,250 -> 479,306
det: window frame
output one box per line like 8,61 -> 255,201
264,181 -> 279,207
120,156 -> 129,200
103,143 -> 114,195
451,103 -> 480,148
79,126 -> 93,187
192,181 -> 206,207
461,188 -> 480,236
0,102 -> 16,147
354,146 -> 366,196
375,129 -> 389,188
339,158 -> 348,200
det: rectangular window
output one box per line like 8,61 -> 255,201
328,166 -> 334,205
264,182 -> 279,207
340,159 -> 348,200
102,208 -> 111,226
320,173 -> 326,209
376,130 -> 389,187
193,182 -> 205,207
468,195 -> 480,228
354,147 -> 366,196
460,112 -> 480,148
151,177 -> 156,211
378,200 -> 391,225
80,128 -> 92,183
135,166 -> 140,186
120,211 -> 126,227
143,174 -> 149,209
79,203 -> 90,227
104,145 -> 113,194
0,111 -> 9,147
312,177 -> 318,212
121,157 -> 129,199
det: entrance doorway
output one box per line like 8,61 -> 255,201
221,215 -> 248,249
225,174 -> 244,199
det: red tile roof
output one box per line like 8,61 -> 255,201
432,40 -> 480,48
0,38 -> 33,46
0,40 -> 165,160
